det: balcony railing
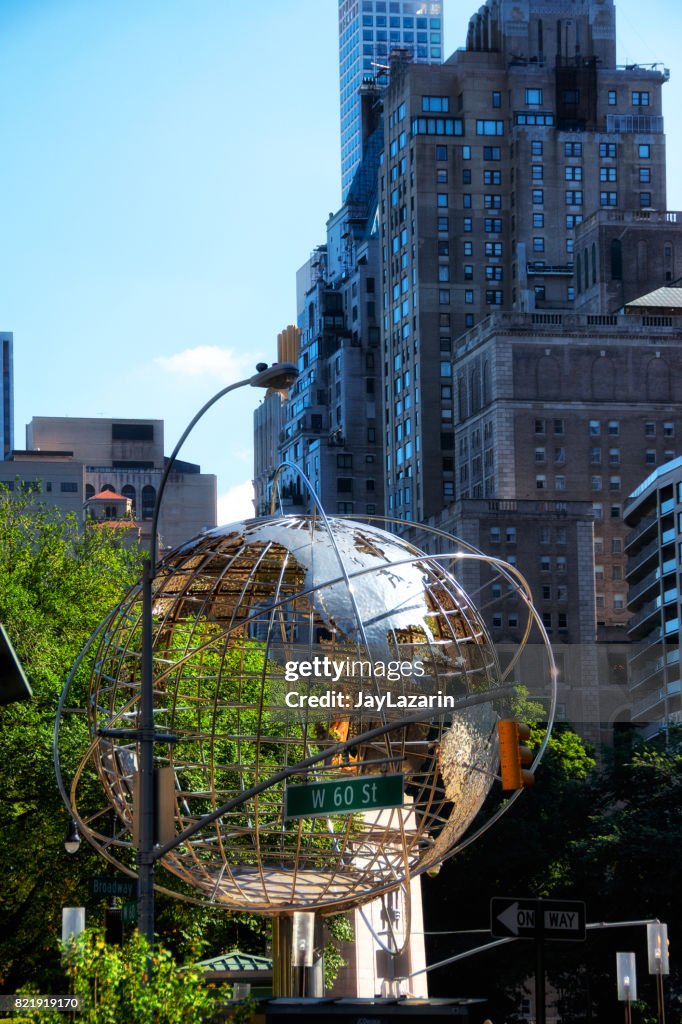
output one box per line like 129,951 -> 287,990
624,515 -> 658,552
626,536 -> 660,578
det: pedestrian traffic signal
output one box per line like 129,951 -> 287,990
497,719 -> 534,791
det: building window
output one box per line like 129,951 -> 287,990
437,193 -> 448,207
61,481 -> 78,493
476,120 -> 504,135
492,90 -> 501,108
640,192 -> 652,208
639,167 -> 651,183
565,166 -> 583,180
533,213 -> 544,228
600,191 -> 618,207
639,144 -> 651,159
589,420 -> 601,436
532,164 -> 544,181
608,420 -> 619,436
565,191 -> 583,205
532,189 -> 544,205
536,475 -> 547,489
423,95 -> 450,112
610,504 -> 621,519
565,142 -> 582,156
632,91 -> 650,106
600,167 -> 617,181
610,476 -> 621,491
525,88 -> 543,105
607,89 -> 617,106
533,237 -> 545,252
600,143 -> 617,158
436,144 -> 447,160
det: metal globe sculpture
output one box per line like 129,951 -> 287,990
57,513 -> 555,915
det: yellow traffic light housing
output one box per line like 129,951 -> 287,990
498,719 -> 535,791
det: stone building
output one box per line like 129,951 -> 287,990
26,416 -> 216,553
378,0 -> 669,522
448,310 -> 682,634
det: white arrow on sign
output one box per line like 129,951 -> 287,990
497,901 -> 535,936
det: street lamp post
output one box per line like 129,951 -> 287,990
134,362 -> 299,949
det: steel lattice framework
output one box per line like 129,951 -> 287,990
55,514 -> 555,914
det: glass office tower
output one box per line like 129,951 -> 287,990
339,0 -> 443,198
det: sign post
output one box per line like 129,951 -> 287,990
491,897 -> 587,1024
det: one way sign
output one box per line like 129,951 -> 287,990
491,898 -> 586,942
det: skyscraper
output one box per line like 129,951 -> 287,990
379,0 -> 669,524
339,0 -> 443,199
0,332 -> 13,460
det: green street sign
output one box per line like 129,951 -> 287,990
121,900 -> 138,926
89,876 -> 137,900
285,774 -> 404,819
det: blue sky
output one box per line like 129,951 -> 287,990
1,0 -> 681,522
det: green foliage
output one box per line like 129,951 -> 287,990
20,928 -> 230,1024
423,723 -> 682,1021
0,493 -> 144,992
324,914 -> 354,991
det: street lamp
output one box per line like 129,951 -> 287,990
135,362 -> 298,949
64,819 -> 81,855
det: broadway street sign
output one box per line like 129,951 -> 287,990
89,876 -> 137,900
285,774 -> 404,819
491,897 -> 586,942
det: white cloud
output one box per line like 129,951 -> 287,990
217,480 -> 255,524
155,345 -> 256,379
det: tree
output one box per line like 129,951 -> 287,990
0,491 -> 144,991
423,724 -> 682,1022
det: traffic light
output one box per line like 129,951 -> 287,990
497,719 -> 534,791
